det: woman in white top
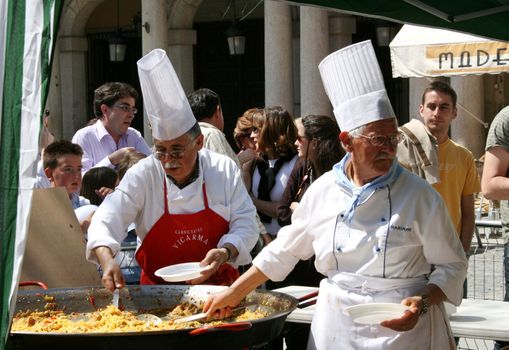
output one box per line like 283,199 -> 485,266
244,106 -> 298,245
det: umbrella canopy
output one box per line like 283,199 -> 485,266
285,0 -> 509,42
389,24 -> 509,77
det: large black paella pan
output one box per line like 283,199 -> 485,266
8,284 -> 298,350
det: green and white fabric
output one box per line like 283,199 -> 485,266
0,1 -> 63,348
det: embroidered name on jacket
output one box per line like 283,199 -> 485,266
390,224 -> 412,232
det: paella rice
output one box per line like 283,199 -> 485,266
11,300 -> 268,333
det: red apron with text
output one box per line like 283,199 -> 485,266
135,180 -> 239,285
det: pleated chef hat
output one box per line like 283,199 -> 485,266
137,48 -> 196,140
318,40 -> 396,132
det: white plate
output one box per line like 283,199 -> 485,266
155,262 -> 205,282
343,303 -> 409,325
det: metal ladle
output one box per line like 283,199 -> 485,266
135,313 -> 163,325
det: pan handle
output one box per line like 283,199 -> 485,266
297,290 -> 318,302
19,281 -> 48,290
297,289 -> 319,309
188,321 -> 252,336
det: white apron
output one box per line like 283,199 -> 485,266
307,272 -> 455,350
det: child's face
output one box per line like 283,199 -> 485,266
45,155 -> 83,196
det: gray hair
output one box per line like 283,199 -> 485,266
347,125 -> 367,138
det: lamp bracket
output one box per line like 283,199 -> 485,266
142,22 -> 150,33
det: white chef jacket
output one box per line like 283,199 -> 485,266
72,120 -> 151,174
86,149 -> 258,267
254,166 -> 467,349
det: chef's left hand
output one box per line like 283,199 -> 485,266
380,296 -> 423,332
187,248 -> 226,285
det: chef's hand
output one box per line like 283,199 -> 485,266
187,248 -> 227,285
94,246 -> 125,292
380,296 -> 423,332
203,287 -> 244,320
108,147 -> 135,166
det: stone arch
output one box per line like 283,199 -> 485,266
167,0 -> 203,29
55,0 -> 106,139
60,0 -> 105,36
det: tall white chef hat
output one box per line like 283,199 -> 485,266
318,40 -> 396,132
137,48 -> 196,141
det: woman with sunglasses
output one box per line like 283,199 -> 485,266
245,106 -> 298,246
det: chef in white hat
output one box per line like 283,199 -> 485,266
86,49 -> 258,288
203,41 -> 467,349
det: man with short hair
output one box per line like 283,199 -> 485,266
87,50 -> 258,290
187,88 -> 239,166
398,81 -> 480,254
72,82 -> 151,174
204,41 -> 467,349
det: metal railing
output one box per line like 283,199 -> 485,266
458,219 -> 506,350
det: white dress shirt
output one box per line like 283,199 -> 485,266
72,120 -> 151,174
199,122 -> 240,168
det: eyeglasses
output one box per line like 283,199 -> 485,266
356,132 -> 403,147
153,137 -> 197,160
112,104 -> 138,115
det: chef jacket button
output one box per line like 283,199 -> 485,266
381,218 -> 386,222
340,214 -> 344,218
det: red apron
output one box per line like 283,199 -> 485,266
135,180 -> 239,285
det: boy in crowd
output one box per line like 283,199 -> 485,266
42,140 -> 89,209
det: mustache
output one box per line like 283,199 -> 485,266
164,161 -> 181,169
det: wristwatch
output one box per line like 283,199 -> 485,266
419,295 -> 430,315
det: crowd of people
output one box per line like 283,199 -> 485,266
34,40 -> 509,350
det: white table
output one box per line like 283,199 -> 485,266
275,285 -> 509,341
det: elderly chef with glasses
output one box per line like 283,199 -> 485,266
86,49 -> 258,289
203,41 -> 467,350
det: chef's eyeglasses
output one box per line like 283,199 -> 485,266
112,104 -> 138,115
356,132 -> 403,147
153,137 -> 197,160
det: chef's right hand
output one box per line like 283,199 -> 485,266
93,246 -> 125,292
203,287 -> 243,320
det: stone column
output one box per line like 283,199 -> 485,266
328,14 -> 356,53
167,29 -> 196,95
451,76 -> 486,158
300,6 -> 330,117
45,40 -> 63,140
264,0 -> 293,113
59,36 -> 88,140
141,0 -> 168,55
141,0 -> 168,145
408,77 -> 432,120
